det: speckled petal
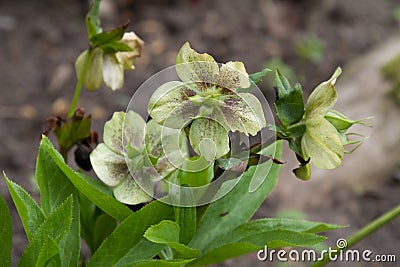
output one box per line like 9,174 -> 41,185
212,93 -> 266,136
175,42 -> 219,84
189,118 -> 229,162
90,143 -> 129,187
148,81 -> 199,128
113,176 -> 153,205
103,111 -> 146,154
217,61 -> 250,90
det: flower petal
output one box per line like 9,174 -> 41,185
148,81 -> 199,128
217,61 -> 251,90
103,111 -> 146,154
116,31 -> 144,70
301,119 -> 344,169
113,176 -> 152,205
305,67 -> 342,120
75,48 -> 104,91
175,42 -> 219,84
145,119 -> 189,176
212,93 -> 266,136
103,53 -> 124,90
90,143 -> 129,187
189,118 -> 229,162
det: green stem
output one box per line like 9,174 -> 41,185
311,203 -> 400,267
67,49 -> 92,118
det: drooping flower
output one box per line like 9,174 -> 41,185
148,42 -> 266,162
75,31 -> 144,91
301,67 -> 344,170
90,111 -> 187,205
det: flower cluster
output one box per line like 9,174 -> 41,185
90,111 -> 188,205
148,42 -> 266,162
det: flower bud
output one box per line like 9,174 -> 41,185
116,31 -> 144,70
75,48 -> 104,91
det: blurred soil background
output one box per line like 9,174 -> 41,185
0,0 -> 399,266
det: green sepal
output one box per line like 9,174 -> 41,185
85,0 -> 102,39
274,69 -> 305,128
90,23 -> 129,49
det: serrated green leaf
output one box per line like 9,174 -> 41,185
0,192 -> 12,267
88,201 -> 174,266
188,141 -> 282,252
36,236 -> 60,267
85,0 -> 102,38
144,220 -> 200,259
19,196 -> 73,267
3,173 -> 44,242
36,137 -> 80,266
114,239 -> 165,267
274,69 -> 305,127
90,24 -> 128,48
40,136 -> 132,221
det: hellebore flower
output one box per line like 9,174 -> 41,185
75,31 -> 144,91
90,111 -> 187,205
148,42 -> 266,162
301,67 -> 344,170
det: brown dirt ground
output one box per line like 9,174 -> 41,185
0,0 -> 399,266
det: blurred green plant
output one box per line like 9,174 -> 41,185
392,6 -> 400,23
381,53 -> 400,104
295,34 -> 325,63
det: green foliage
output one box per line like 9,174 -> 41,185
19,196 -> 74,266
144,220 -> 200,259
4,173 -> 45,241
0,193 -> 12,266
295,34 -> 325,63
381,53 -> 400,104
87,201 -> 173,266
274,69 -> 305,128
392,6 -> 400,23
40,136 -> 132,221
